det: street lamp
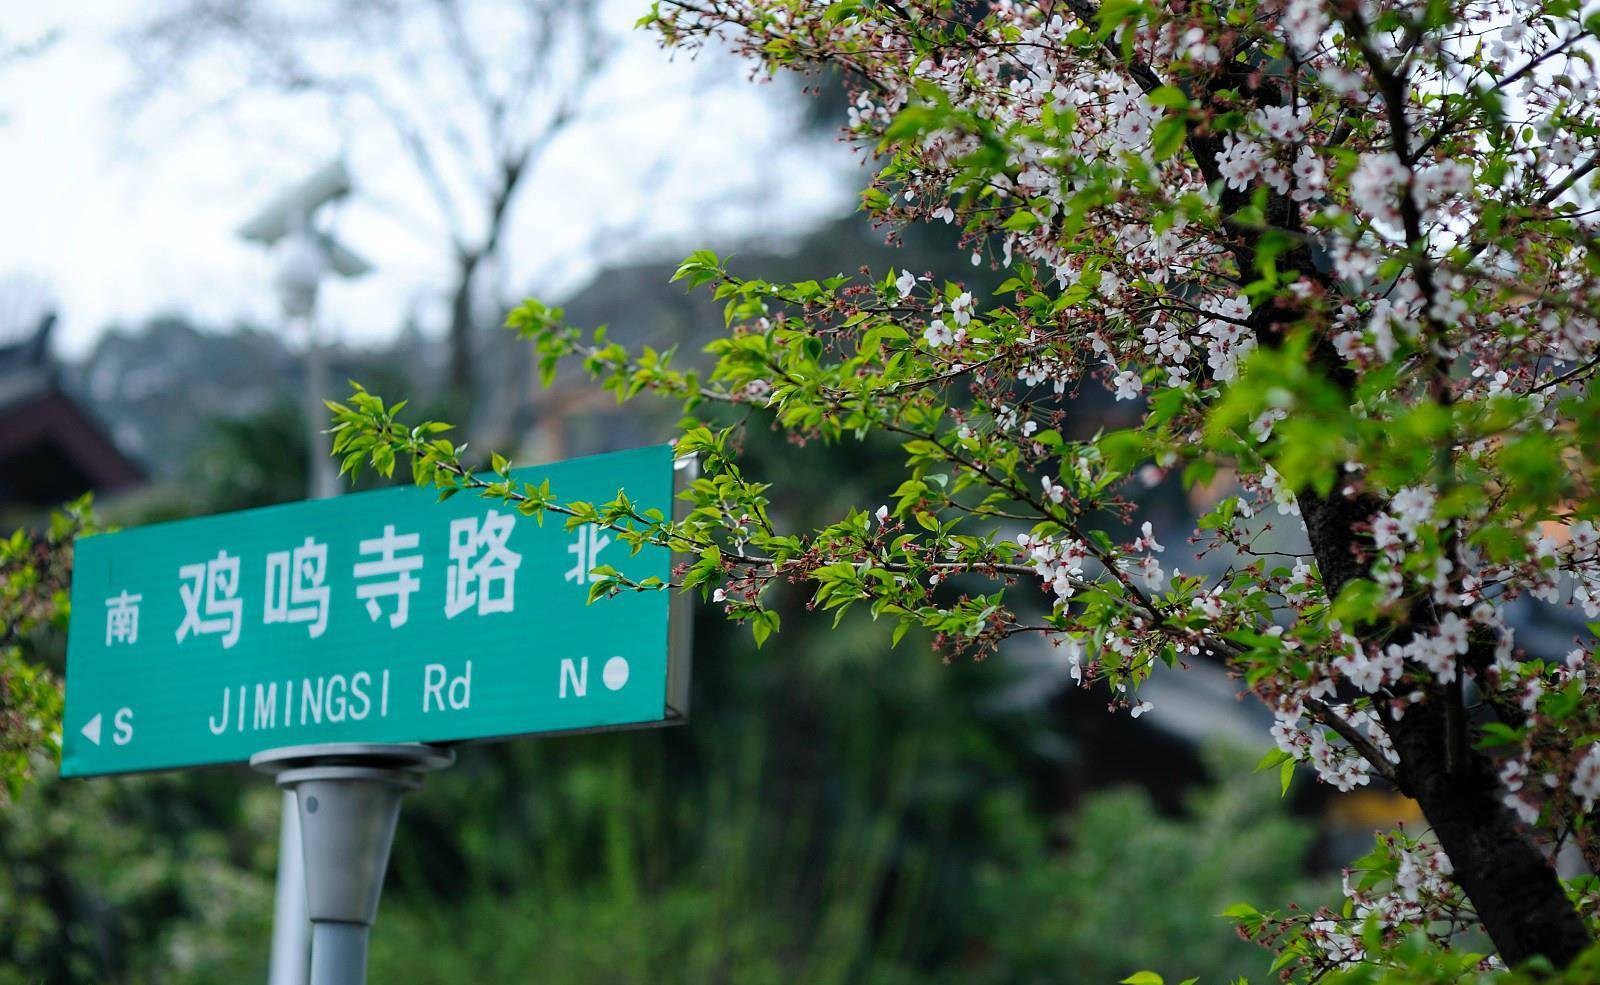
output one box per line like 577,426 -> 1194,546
239,160 -> 372,501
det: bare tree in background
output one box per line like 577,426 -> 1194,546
124,0 -> 612,402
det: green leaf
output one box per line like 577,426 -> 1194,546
1253,747 -> 1293,773
883,104 -> 942,142
1099,429 -> 1147,473
1121,973 -> 1164,985
1151,116 -> 1186,161
1476,722 -> 1524,749
1002,210 -> 1042,232
750,608 -> 780,648
1330,579 -> 1385,626
1147,85 -> 1190,108
1095,0 -> 1147,38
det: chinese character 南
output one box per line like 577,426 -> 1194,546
444,510 -> 522,618
565,524 -> 610,586
175,550 -> 243,648
265,536 -> 330,638
105,590 -> 142,646
353,525 -> 423,628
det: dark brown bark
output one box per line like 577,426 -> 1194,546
1297,489 -> 1592,969
1386,679 -> 1591,968
1257,209 -> 1594,964
1186,48 -> 1597,959
1260,199 -> 1591,961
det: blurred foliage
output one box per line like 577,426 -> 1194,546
0,771 -> 276,985
180,400 -> 318,513
178,398 -> 409,516
0,499 -> 273,984
364,741 -> 1330,985
960,748 -> 1331,985
1,496 -> 92,801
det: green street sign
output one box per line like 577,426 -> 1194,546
62,444 -> 691,778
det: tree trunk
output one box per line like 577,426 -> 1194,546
451,161 -> 525,402
1212,125 -> 1598,968
448,250 -> 481,397
1297,489 -> 1593,968
1388,690 -> 1590,967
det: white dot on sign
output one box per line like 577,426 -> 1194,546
602,656 -> 629,691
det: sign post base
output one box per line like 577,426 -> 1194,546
252,744 -> 454,985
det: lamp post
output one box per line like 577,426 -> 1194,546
238,161 -> 373,985
239,160 -> 372,502
274,225 -> 339,499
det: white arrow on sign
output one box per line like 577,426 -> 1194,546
81,713 -> 103,746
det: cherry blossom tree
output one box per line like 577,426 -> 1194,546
332,0 -> 1600,977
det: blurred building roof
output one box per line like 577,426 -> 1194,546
0,313 -> 143,513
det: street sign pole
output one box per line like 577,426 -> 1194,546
61,445 -> 692,978
253,744 -> 454,985
268,788 -> 311,985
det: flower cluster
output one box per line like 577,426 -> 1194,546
1271,698 -> 1397,791
1018,531 -> 1088,604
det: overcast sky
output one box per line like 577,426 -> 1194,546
0,1 -> 857,357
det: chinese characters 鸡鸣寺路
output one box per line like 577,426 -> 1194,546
107,514 -> 613,650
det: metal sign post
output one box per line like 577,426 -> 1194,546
268,788 -> 311,985
253,744 -> 453,985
